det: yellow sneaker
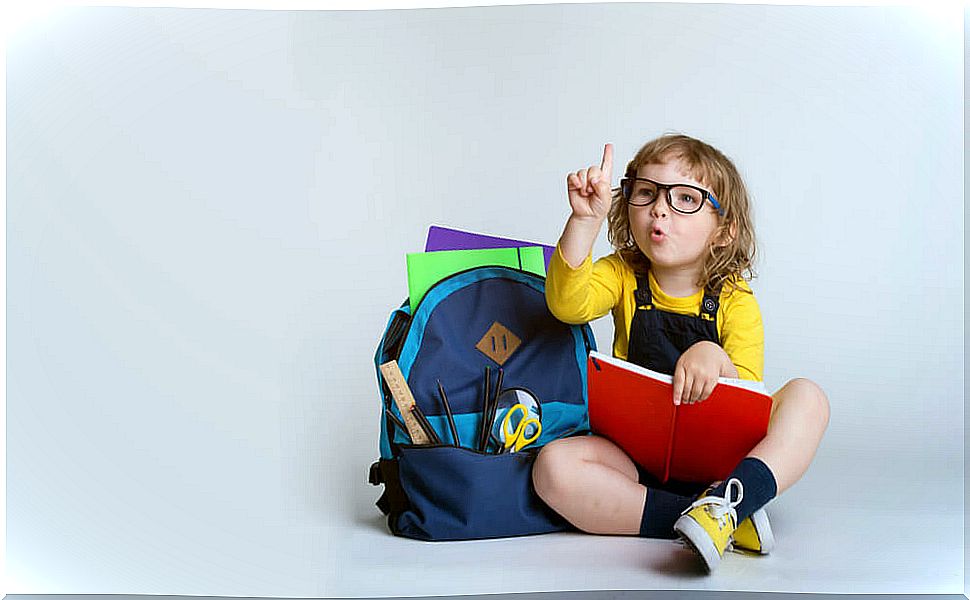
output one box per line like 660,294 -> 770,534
673,478 -> 744,572
731,507 -> 774,555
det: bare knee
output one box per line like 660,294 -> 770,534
783,377 -> 830,430
532,435 -> 639,514
532,438 -> 579,502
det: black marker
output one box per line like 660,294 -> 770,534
479,367 -> 491,452
485,368 -> 505,453
384,408 -> 412,443
436,379 -> 461,447
410,404 -> 441,445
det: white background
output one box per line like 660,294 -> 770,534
4,1 -> 965,596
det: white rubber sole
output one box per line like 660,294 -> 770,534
673,515 -> 722,573
748,508 -> 775,555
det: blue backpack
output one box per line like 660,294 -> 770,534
368,265 -> 595,541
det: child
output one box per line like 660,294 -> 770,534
533,133 -> 830,573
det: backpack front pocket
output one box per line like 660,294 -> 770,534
391,444 -> 572,541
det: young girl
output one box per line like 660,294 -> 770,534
533,133 -> 830,573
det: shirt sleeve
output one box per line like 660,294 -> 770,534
545,242 -> 623,325
718,282 -> 765,382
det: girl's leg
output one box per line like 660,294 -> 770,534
681,377 -> 829,533
673,378 -> 830,570
531,435 -> 646,535
748,377 -> 830,494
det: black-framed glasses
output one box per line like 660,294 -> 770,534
619,177 -> 724,216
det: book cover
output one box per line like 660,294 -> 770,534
405,246 -> 546,313
425,224 -> 556,271
586,350 -> 772,484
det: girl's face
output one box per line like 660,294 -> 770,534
628,158 -> 722,276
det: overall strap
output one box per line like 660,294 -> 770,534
633,274 -> 653,309
699,287 -> 721,322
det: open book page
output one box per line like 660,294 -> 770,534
717,376 -> 768,395
589,351 -> 768,396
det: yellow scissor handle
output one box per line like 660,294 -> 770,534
502,403 -> 542,453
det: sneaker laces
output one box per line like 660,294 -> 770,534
681,478 -> 744,530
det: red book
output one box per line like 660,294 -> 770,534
587,351 -> 772,484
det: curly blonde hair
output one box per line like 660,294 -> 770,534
606,132 -> 757,296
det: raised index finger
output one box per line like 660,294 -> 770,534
600,143 -> 613,178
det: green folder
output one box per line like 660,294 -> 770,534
406,246 -> 546,313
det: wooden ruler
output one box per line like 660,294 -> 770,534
379,360 -> 431,445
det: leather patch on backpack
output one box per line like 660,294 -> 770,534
475,321 -> 521,366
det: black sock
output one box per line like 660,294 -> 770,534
639,487 -> 694,539
710,456 -> 778,524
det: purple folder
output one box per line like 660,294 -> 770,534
425,225 -> 556,270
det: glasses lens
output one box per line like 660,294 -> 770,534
624,179 -> 708,213
670,186 -> 705,213
627,180 -> 658,205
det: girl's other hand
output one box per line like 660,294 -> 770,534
672,341 -> 733,406
566,143 -> 614,222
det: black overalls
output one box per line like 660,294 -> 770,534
627,272 -> 722,497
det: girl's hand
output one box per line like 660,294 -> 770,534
672,341 -> 735,406
566,143 -> 614,222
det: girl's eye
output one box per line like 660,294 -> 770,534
679,194 -> 698,205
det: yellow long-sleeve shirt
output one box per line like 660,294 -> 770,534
545,243 -> 764,381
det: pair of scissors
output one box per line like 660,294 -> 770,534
500,403 -> 542,453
